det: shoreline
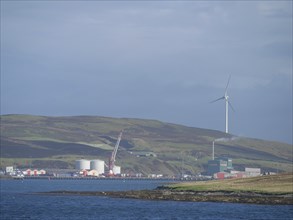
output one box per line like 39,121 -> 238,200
38,189 -> 293,205
0,175 -> 184,181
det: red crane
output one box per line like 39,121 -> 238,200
108,131 -> 123,175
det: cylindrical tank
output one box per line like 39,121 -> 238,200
113,166 -> 121,175
90,160 -> 105,175
75,159 -> 90,170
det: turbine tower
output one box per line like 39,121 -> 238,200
211,75 -> 235,133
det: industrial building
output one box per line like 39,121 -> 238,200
213,167 -> 262,179
245,167 -> 261,177
113,166 -> 121,175
74,132 -> 123,177
23,169 -> 46,176
130,151 -> 157,157
207,157 -> 233,175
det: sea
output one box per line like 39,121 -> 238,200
0,179 -> 292,220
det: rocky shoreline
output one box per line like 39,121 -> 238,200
38,188 -> 293,205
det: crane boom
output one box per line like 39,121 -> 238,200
109,131 -> 123,173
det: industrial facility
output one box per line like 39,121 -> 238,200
74,131 -> 123,177
207,141 -> 262,179
74,159 -> 121,176
207,157 -> 233,175
1,131 -> 265,180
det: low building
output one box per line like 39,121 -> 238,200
23,169 -> 46,176
229,170 -> 246,178
87,170 -> 99,177
80,169 -> 88,176
130,151 -> 157,157
23,169 -> 31,176
235,172 -> 246,178
39,170 -> 46,175
113,166 -> 121,175
6,166 -> 14,174
245,168 -> 261,177
214,172 -> 230,179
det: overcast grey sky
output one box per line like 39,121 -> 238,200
1,1 -> 292,144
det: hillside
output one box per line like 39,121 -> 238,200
0,114 -> 292,175
169,172 -> 293,194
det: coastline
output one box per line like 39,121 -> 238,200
38,189 -> 293,205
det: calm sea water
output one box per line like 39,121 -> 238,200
1,179 -> 292,220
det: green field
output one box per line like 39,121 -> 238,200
169,173 -> 293,194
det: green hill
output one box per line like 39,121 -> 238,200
0,114 -> 292,175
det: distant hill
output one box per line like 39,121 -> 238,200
0,114 -> 292,175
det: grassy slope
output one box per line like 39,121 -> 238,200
169,173 -> 293,194
1,114 -> 292,174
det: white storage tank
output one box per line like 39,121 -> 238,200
75,159 -> 90,170
113,166 -> 121,175
90,160 -> 105,175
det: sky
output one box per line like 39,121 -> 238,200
1,1 -> 292,144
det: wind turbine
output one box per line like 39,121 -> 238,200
211,75 -> 235,133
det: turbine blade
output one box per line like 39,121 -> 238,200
228,100 -> 235,112
210,96 -> 225,103
225,75 -> 231,94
